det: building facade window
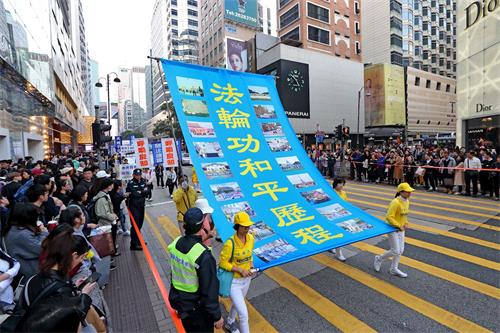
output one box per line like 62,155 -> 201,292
426,79 -> 431,88
307,25 -> 330,45
436,82 -> 441,90
281,26 -> 300,41
415,77 -> 420,86
355,41 -> 361,54
307,2 -> 329,23
391,51 -> 403,65
280,0 -> 293,8
280,4 -> 299,29
188,9 -> 197,16
390,34 -> 403,48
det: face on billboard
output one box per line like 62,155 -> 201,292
226,38 -> 248,72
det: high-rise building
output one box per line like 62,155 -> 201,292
77,0 -> 92,116
145,64 -> 153,121
150,0 -> 200,117
117,67 -> 148,133
276,0 -> 362,62
362,0 -> 456,78
259,0 -> 278,37
89,59 -> 100,108
0,0 -> 90,159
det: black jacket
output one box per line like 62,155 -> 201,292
1,181 -> 22,206
126,178 -> 148,207
169,235 -> 222,322
109,190 -> 126,216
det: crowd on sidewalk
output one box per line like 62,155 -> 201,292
0,153 -> 168,332
308,143 -> 500,200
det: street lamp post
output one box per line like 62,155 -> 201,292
95,72 -> 121,125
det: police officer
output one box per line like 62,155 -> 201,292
168,208 -> 223,332
126,168 -> 149,251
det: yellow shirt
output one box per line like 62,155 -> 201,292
335,189 -> 348,201
386,197 -> 410,230
219,233 -> 254,278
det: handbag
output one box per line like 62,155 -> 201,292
89,232 -> 115,257
216,238 -> 235,298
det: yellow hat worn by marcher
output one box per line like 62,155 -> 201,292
397,182 -> 415,193
233,212 -> 254,227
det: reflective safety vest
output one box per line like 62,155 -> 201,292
168,237 -> 206,293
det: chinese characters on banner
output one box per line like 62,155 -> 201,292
118,164 -> 136,181
161,138 -> 179,168
133,138 -> 152,169
161,59 -> 395,271
151,141 -> 164,166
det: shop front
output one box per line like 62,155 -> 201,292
464,115 -> 499,150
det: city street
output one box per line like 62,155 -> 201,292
139,171 -> 499,333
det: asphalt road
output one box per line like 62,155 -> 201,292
140,169 -> 499,333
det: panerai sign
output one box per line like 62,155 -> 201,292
476,103 -> 493,112
466,0 -> 499,29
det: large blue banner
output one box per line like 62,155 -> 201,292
161,59 -> 395,271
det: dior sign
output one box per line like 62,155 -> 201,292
465,0 -> 499,30
476,103 -> 493,112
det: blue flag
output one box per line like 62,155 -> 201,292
161,59 -> 395,271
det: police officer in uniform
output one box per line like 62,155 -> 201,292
168,208 -> 223,332
126,168 -> 149,250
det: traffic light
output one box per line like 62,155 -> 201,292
336,125 -> 343,141
92,122 -> 112,148
343,126 -> 350,139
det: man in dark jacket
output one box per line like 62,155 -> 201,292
1,172 -> 22,207
126,169 -> 149,250
155,164 -> 165,188
168,208 -> 223,332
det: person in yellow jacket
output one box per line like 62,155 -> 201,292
329,178 -> 347,261
219,212 -> 255,333
374,182 -> 414,278
172,175 -> 197,235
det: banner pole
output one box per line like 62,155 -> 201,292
153,59 -> 184,179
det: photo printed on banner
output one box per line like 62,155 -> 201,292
187,121 -> 216,138
210,182 -> 244,201
253,104 -> 277,119
221,201 -> 256,222
253,238 -> 297,263
316,203 -> 351,221
182,99 -> 209,117
275,156 -> 303,172
248,85 -> 271,100
266,137 -> 292,152
300,188 -> 331,205
177,76 -> 204,96
261,122 -> 284,137
201,162 -> 233,180
193,141 -> 224,158
250,222 -> 276,241
336,218 -> 374,234
286,173 -> 316,189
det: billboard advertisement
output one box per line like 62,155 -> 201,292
224,0 -> 258,28
364,64 -> 405,127
226,38 -> 248,72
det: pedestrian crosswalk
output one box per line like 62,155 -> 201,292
143,182 -> 499,333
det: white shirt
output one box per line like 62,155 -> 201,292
465,157 -> 482,169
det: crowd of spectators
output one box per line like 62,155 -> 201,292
309,143 -> 499,200
0,153 -> 135,332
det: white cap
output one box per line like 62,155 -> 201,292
96,170 -> 110,179
195,198 -> 214,214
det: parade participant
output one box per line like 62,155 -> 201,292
330,178 -> 346,261
155,163 -> 165,189
172,175 -> 197,235
165,167 -> 177,198
126,169 -> 149,251
195,198 -> 216,247
374,182 -> 414,278
168,208 -> 223,333
219,212 -> 255,333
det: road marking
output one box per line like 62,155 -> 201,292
265,267 -> 376,333
348,182 -> 500,208
403,237 -> 500,271
220,298 -> 279,333
146,200 -> 174,207
352,242 -> 500,300
347,186 -> 500,213
350,198 -> 500,231
153,214 -> 279,333
408,223 -> 500,251
348,191 -> 500,221
313,254 -> 493,333
145,213 -> 170,254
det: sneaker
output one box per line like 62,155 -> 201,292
110,264 -> 118,271
336,253 -> 346,262
224,321 -> 240,333
390,268 -> 408,278
123,230 -> 131,236
374,255 -> 382,272
117,229 -> 123,235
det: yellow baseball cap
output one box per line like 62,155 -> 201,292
397,182 -> 415,193
233,212 -> 254,227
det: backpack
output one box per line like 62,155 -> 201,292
87,196 -> 105,224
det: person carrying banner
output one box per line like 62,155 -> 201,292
155,163 -> 164,189
126,169 -> 149,251
330,178 -> 347,261
374,182 -> 414,278
168,208 -> 223,333
219,212 -> 255,333
172,175 -> 197,235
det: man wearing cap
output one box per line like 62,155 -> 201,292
195,198 -> 216,247
168,207 -> 223,332
126,168 -> 149,250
